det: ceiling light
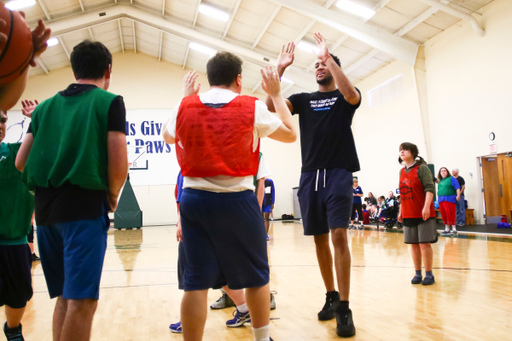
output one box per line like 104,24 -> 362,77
189,42 -> 217,56
198,4 -> 229,22
281,76 -> 294,84
336,0 -> 376,20
47,37 -> 59,47
5,0 -> 36,10
297,41 -> 319,55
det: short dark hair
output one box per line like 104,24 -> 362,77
330,53 -> 341,67
207,51 -> 243,87
70,40 -> 112,80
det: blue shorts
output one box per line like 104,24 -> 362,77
298,168 -> 353,235
262,205 -> 272,214
180,189 -> 269,291
37,211 -> 109,300
177,241 -> 185,290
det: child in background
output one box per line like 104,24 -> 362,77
361,204 -> 370,225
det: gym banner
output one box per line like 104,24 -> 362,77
4,109 -> 180,186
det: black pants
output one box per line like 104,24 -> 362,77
351,203 -> 363,222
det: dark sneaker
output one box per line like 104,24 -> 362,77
411,275 -> 422,284
317,291 -> 339,321
422,276 -> 435,286
270,290 -> 277,310
169,321 -> 182,333
4,322 -> 24,341
210,291 -> 235,309
450,230 -> 458,237
32,253 -> 40,261
336,309 -> 356,337
440,230 -> 451,236
226,309 -> 251,328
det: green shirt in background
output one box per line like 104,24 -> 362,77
0,142 -> 34,245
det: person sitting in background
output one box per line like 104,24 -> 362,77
361,204 -> 370,225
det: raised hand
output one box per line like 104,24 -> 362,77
29,19 -> 52,67
261,66 -> 281,98
277,42 -> 295,73
21,99 -> 39,118
313,32 -> 329,61
183,70 -> 201,97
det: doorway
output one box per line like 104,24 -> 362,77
481,152 -> 512,223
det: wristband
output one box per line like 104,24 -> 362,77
323,54 -> 330,64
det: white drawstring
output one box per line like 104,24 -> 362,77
315,169 -> 319,192
323,169 -> 326,188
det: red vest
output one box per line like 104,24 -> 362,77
399,165 -> 436,219
175,95 -> 260,177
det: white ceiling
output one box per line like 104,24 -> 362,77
13,0 -> 493,96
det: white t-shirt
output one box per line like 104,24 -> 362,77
166,88 -> 281,192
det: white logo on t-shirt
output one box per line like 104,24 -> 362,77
309,97 -> 338,111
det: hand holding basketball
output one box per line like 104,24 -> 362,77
29,18 -> 51,67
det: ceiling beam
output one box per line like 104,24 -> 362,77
415,0 -> 484,36
251,5 -> 281,48
222,0 -> 242,38
266,0 -> 418,65
182,42 -> 190,70
41,5 -> 318,91
372,0 -> 392,11
88,27 -> 95,41
158,31 -> 163,61
37,0 -> 51,20
343,48 -> 379,74
161,0 -> 166,16
395,7 -> 438,37
132,20 -> 136,53
118,19 -> 124,53
192,0 -> 202,27
78,0 -> 85,12
38,58 -> 49,74
57,36 -> 70,59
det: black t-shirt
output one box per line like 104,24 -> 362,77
456,176 -> 465,194
28,84 -> 126,225
288,88 -> 361,173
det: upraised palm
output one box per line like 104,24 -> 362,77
277,42 -> 295,71
314,32 -> 329,60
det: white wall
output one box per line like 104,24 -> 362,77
14,53 -> 302,226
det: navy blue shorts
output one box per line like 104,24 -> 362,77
180,189 -> 269,291
177,241 -> 185,290
262,205 -> 272,214
0,244 -> 33,309
37,210 -> 109,300
298,168 -> 353,235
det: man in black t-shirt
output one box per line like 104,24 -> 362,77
265,33 -> 360,338
452,169 -> 466,226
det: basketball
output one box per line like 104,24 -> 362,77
0,2 -> 33,85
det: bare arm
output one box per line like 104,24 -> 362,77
162,117 -> 175,144
176,202 -> 182,242
107,131 -> 128,212
314,33 -> 360,105
256,178 -> 265,211
422,192 -> 434,221
261,66 -> 297,143
15,132 -> 34,171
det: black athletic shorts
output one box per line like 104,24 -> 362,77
298,168 -> 353,235
0,244 -> 33,309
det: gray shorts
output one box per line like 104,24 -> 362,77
404,218 -> 438,244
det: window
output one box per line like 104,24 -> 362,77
367,74 -> 403,108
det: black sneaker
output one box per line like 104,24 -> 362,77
4,322 -> 24,341
317,291 -> 339,321
32,253 -> 40,261
411,275 -> 422,284
336,309 -> 356,337
210,291 -> 235,309
422,276 -> 435,286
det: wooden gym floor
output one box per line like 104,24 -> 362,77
3,222 -> 512,341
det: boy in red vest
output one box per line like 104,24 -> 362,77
162,52 -> 296,341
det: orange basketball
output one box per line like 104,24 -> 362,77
0,2 -> 33,84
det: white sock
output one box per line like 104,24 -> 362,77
444,225 -> 450,231
451,225 -> 457,231
253,325 -> 270,341
237,303 -> 249,314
